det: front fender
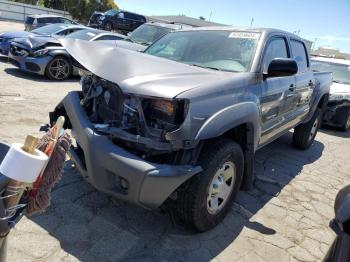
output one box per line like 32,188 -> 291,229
195,102 -> 260,151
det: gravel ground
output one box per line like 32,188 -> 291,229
1,20 -> 350,262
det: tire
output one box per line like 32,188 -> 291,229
340,110 -> 350,131
45,56 -> 72,81
104,22 -> 112,31
176,138 -> 244,232
293,109 -> 321,150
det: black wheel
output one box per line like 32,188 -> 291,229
293,109 -> 321,150
45,56 -> 71,81
176,138 -> 244,232
104,22 -> 112,31
340,109 -> 350,131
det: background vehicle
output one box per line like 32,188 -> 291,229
24,14 -> 77,31
52,28 -> 331,231
9,28 -> 125,81
88,11 -> 105,28
311,57 -> 350,130
324,185 -> 350,261
112,22 -> 191,52
0,23 -> 86,55
97,9 -> 146,34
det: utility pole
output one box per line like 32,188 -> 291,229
250,17 -> 254,27
209,11 -> 212,21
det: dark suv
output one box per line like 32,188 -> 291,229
25,14 -> 77,31
97,9 -> 146,34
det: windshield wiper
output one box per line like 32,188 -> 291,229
190,64 -> 236,72
190,64 -> 221,71
333,80 -> 344,84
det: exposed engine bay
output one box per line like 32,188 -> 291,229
79,74 -> 189,158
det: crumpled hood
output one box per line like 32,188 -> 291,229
0,31 -> 35,39
13,35 -> 60,50
330,82 -> 350,94
60,38 -> 235,98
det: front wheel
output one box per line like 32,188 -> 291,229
176,139 -> 244,232
293,109 -> 321,149
45,56 -> 71,81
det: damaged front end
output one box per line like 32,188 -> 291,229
49,76 -> 202,209
78,73 -> 190,160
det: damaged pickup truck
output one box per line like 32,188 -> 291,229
50,28 -> 332,231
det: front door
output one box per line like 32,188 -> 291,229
259,36 -> 296,145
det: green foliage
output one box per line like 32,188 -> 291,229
10,0 -> 118,23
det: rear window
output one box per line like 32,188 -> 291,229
95,35 -> 124,41
31,24 -> 66,35
66,29 -> 99,40
290,40 -> 309,73
25,17 -> 35,25
37,17 -> 59,24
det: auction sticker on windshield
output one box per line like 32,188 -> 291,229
229,32 -> 260,39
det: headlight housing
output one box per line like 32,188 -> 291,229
142,98 -> 189,131
329,93 -> 350,102
32,48 -> 49,57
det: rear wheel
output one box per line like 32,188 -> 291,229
293,109 -> 321,149
45,56 -> 71,81
176,138 -> 244,232
340,109 -> 350,131
104,22 -> 112,31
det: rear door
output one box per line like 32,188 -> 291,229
124,12 -> 137,31
259,36 -> 296,145
290,39 -> 314,122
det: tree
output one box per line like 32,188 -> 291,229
11,0 -> 118,22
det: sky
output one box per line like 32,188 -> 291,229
115,0 -> 350,53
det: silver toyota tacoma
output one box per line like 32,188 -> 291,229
50,27 -> 332,231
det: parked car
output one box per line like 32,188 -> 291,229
0,23 -> 86,55
311,57 -> 350,130
51,28 -> 331,231
88,11 -> 105,28
111,22 -> 191,52
324,185 -> 350,261
24,14 -> 78,31
9,29 -> 125,81
97,9 -> 146,33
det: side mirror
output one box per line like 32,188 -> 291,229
267,58 -> 298,78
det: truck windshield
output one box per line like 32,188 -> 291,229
145,30 -> 260,72
127,24 -> 172,46
311,60 -> 350,85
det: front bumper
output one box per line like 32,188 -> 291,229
323,100 -> 350,127
8,52 -> 51,76
51,92 -> 202,209
0,43 -> 10,56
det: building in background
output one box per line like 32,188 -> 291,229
312,46 -> 350,60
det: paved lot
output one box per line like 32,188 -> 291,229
0,21 -> 350,262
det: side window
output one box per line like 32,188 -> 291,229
263,38 -> 289,72
117,12 -> 125,19
290,40 -> 308,73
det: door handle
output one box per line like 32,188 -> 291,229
289,84 -> 296,91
